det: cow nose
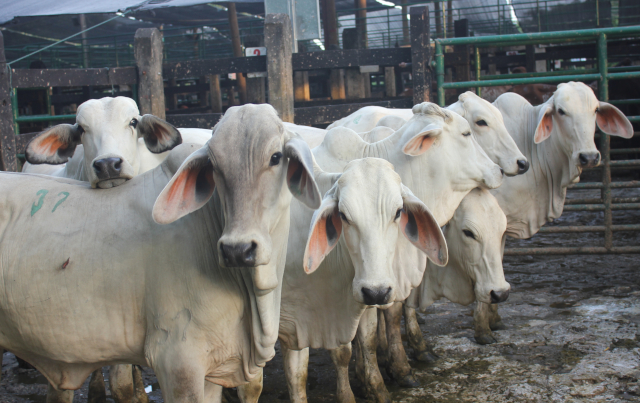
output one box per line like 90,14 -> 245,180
490,289 -> 510,304
93,158 -> 123,180
517,159 -> 530,174
220,242 -> 257,267
578,152 -> 600,168
361,287 -> 392,306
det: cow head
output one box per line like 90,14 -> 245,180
303,158 -> 447,307
25,97 -> 181,188
538,82 -> 633,180
153,104 -> 321,291
444,188 -> 510,304
449,91 -> 528,176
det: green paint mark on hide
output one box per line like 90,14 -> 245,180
52,192 -> 70,212
353,115 -> 362,125
31,189 -> 49,216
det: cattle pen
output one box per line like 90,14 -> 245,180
434,25 -> 640,256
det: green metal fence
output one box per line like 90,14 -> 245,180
435,25 -> 640,254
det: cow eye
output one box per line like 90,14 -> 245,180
130,118 -> 138,128
394,208 -> 402,221
476,120 -> 488,127
269,152 -> 283,166
76,125 -> 85,134
463,229 -> 476,239
595,107 -> 600,113
339,212 -> 350,224
558,108 -> 566,116
462,131 -> 471,137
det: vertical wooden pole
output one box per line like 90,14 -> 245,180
209,74 -> 223,113
244,34 -> 266,104
401,0 -> 409,44
134,28 -> 166,119
447,0 -> 453,38
79,14 -> 90,68
265,14 -> 294,122
199,76 -> 209,107
385,67 -> 396,97
354,0 -> 367,49
434,1 -> 442,38
323,0 -> 339,49
228,3 -> 247,104
0,32 -> 16,172
454,18 -> 470,94
410,6 -> 430,105
330,70 -> 346,99
294,71 -> 311,101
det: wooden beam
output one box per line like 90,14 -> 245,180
354,0 -> 367,49
0,31 -> 16,171
384,67 -> 396,97
11,67 -> 136,88
410,6 -> 430,104
322,0 -> 339,48
134,28 -> 166,118
227,3 -> 247,104
292,48 -> 411,70
163,57 -> 266,80
265,14 -> 294,122
294,98 -> 412,125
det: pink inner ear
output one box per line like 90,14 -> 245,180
597,107 -> 633,138
32,134 -> 68,156
304,212 -> 342,274
403,134 -> 436,156
534,111 -> 553,143
400,208 -> 447,266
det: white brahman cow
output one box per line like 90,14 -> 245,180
468,81 -> 634,344
0,104 -> 321,403
325,91 -> 529,176
22,97 -> 211,188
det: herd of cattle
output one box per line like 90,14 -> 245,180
0,81 -> 633,403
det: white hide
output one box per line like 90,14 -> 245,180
492,82 -> 634,239
0,105 -> 321,400
410,188 -> 510,310
279,158 -> 446,350
326,92 -> 527,175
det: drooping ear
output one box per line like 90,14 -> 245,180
285,135 -> 322,209
534,103 -> 553,144
152,146 -> 215,224
303,192 -> 343,274
400,184 -> 448,266
25,124 -> 83,164
597,102 -> 634,139
138,114 -> 182,154
402,124 -> 442,156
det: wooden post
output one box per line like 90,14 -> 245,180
384,67 -> 396,97
323,0 -> 345,100
134,28 -> 166,119
166,78 -> 178,111
447,0 -> 453,38
199,76 -> 209,107
79,14 -> 90,68
228,3 -> 247,104
354,0 -> 368,49
454,18 -> 470,90
245,34 -> 266,104
209,74 -> 223,113
0,32 -> 17,172
345,69 -> 365,99
401,0 -> 409,44
294,71 -> 311,101
410,6 -> 430,105
434,1 -> 442,38
330,70 -> 346,99
265,14 -> 294,122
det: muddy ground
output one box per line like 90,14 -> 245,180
1,184 -> 639,403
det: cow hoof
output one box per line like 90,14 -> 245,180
414,350 -> 439,363
396,373 -> 420,388
490,321 -> 507,331
474,334 -> 497,345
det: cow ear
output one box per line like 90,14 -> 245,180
597,102 -> 634,139
534,104 -> 553,144
400,185 -> 448,266
285,136 -> 322,210
152,147 -> 215,224
25,124 -> 83,164
303,193 -> 343,274
138,114 -> 182,154
402,124 -> 442,156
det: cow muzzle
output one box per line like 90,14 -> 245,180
490,289 -> 510,304
91,155 -> 135,189
220,241 -> 258,267
517,159 -> 530,175
361,286 -> 393,306
578,152 -> 601,168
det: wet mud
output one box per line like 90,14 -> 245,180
1,184 -> 639,402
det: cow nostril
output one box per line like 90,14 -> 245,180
220,242 -> 257,267
244,242 -> 257,265
579,153 -> 589,166
517,159 -> 530,174
114,159 -> 122,171
490,290 -> 510,304
361,287 -> 392,305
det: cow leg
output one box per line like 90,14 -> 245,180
375,309 -> 389,370
383,302 -> 418,387
132,365 -> 150,403
46,384 -> 74,403
153,351 -> 206,403
88,369 -> 107,403
488,303 -> 506,330
282,345 -> 309,403
474,301 -> 497,345
403,305 -> 439,363
110,364 -> 135,403
329,343 -> 355,403
237,367 -> 263,403
204,381 -> 223,403
355,307 -> 391,403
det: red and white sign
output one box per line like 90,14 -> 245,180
246,47 -> 267,57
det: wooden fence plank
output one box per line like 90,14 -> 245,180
292,48 -> 411,71
11,67 -> 137,89
0,32 -> 16,171
163,57 -> 266,80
